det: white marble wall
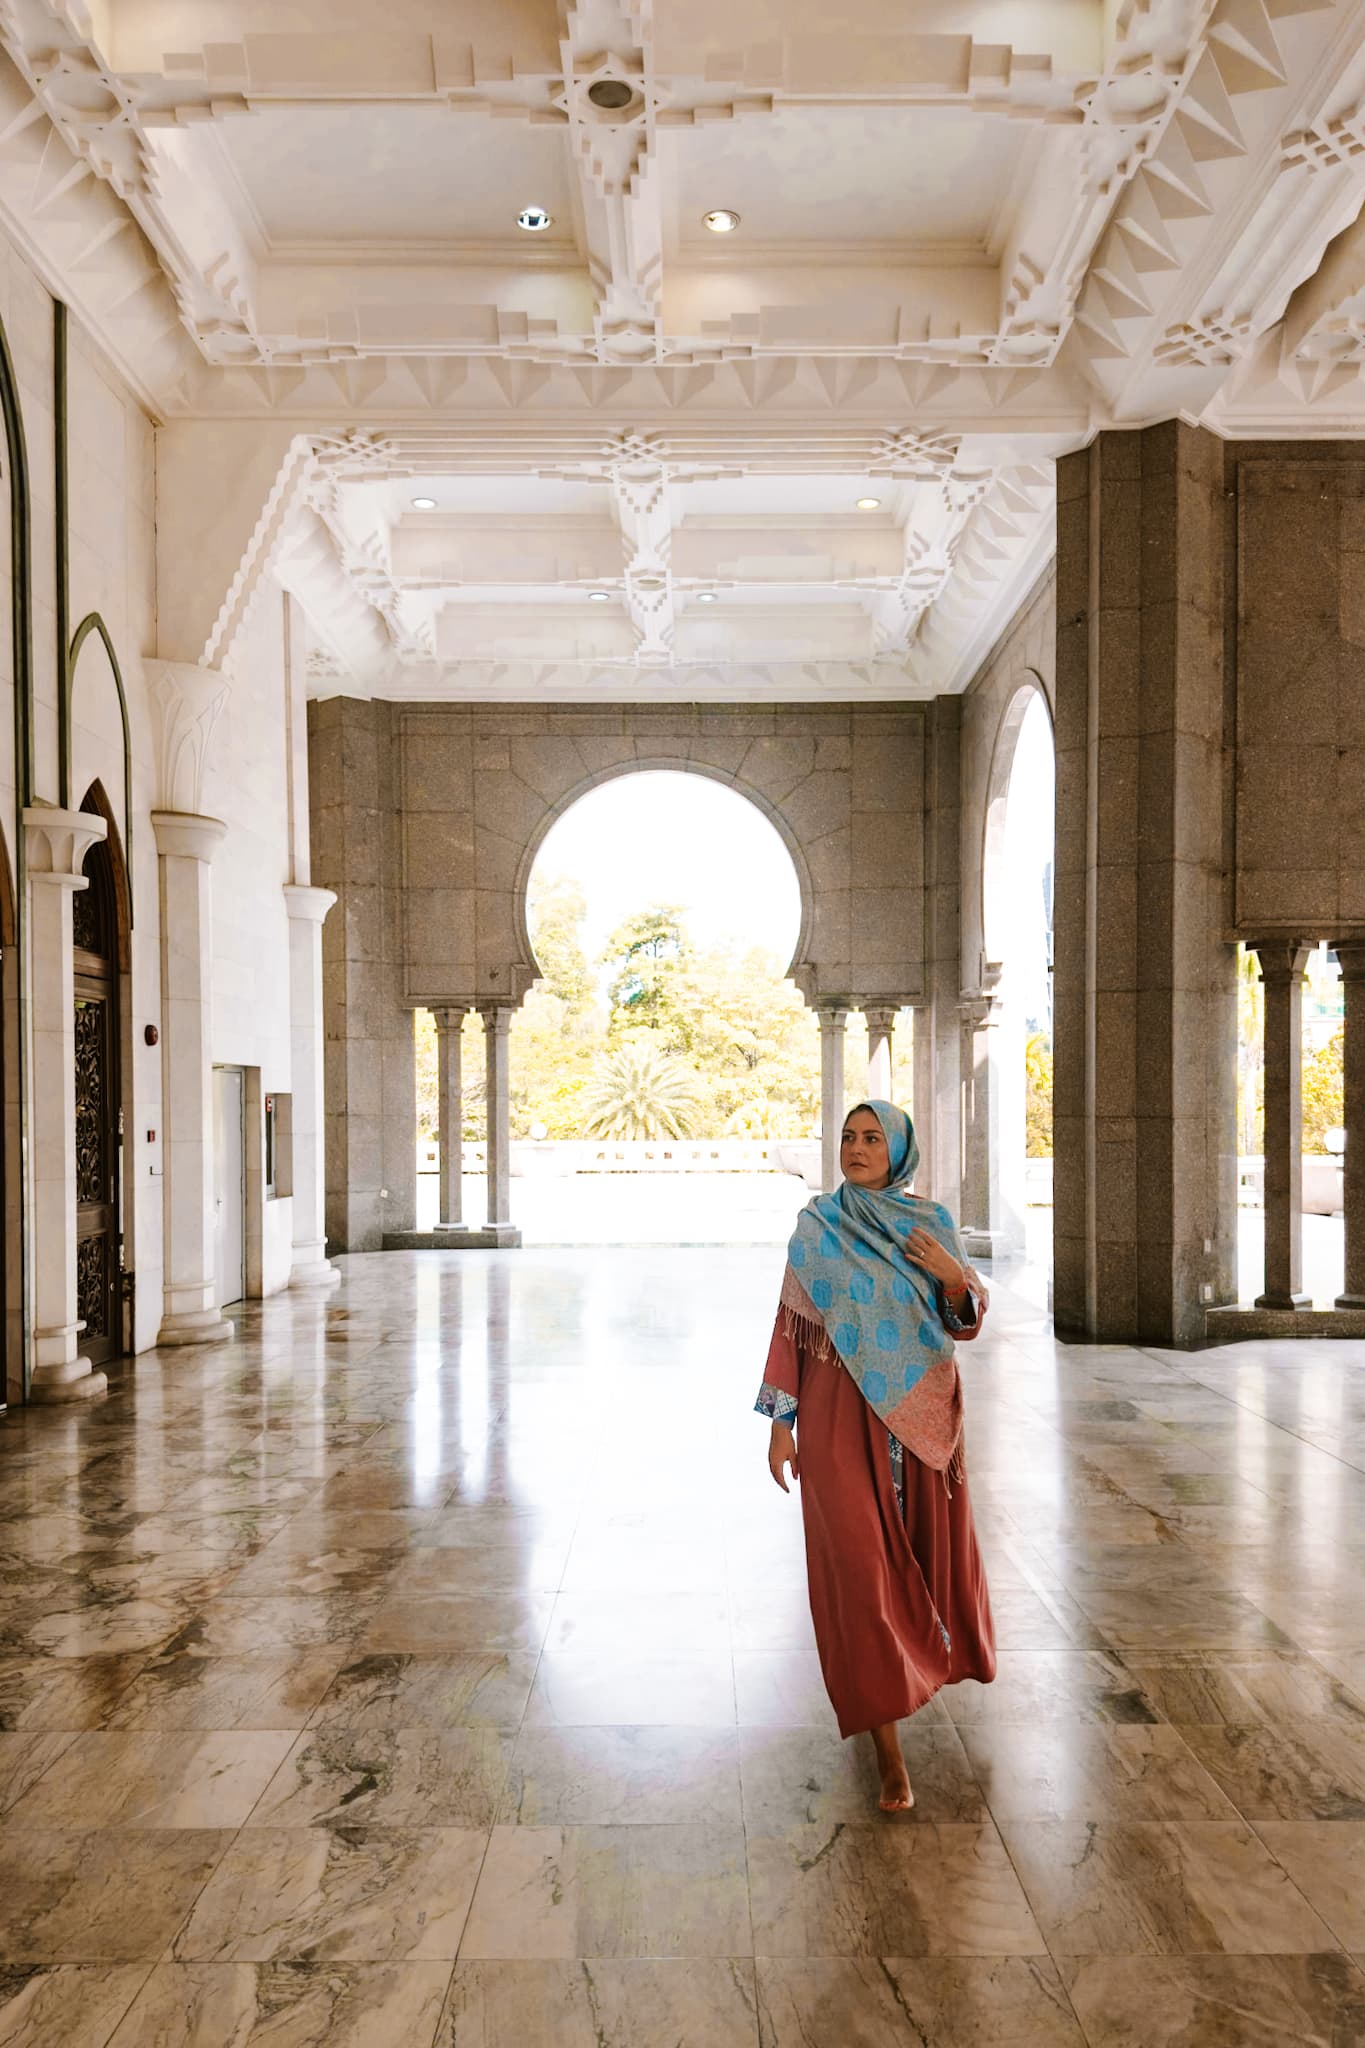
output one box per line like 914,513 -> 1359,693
0,225 -> 317,1375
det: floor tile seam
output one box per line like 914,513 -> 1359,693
1132,1346 -> 1365,1478
998,1811 -> 1352,1960
91,1958 -> 161,2045
0,1727 -> 90,1825
1240,1810 -> 1362,1948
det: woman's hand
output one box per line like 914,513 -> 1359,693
768,1420 -> 799,1493
904,1226 -> 967,1297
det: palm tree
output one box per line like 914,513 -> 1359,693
580,1040 -> 701,1141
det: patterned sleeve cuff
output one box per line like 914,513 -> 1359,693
755,1382 -> 799,1426
939,1286 -> 980,1335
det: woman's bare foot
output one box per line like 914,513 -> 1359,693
870,1721 -> 915,1813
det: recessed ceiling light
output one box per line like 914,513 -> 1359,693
588,78 -> 635,110
517,205 -> 553,232
410,495 -> 437,510
696,591 -> 718,603
588,590 -> 611,602
856,497 -> 881,510
702,208 -> 740,234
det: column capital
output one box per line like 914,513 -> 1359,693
283,883 -> 336,925
24,805 -> 106,883
1248,939 -> 1313,984
432,1004 -> 467,1031
152,810 -> 227,863
816,1004 -> 850,1029
863,1003 -> 899,1030
958,986 -> 1001,1028
147,658 -> 228,813
1331,939 -> 1365,979
476,1000 -> 517,1029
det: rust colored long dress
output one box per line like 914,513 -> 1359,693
761,1311 -> 996,1738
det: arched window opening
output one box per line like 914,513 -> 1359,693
415,769 -> 821,1245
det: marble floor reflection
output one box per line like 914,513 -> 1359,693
0,1248 -> 1363,2046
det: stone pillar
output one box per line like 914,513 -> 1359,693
1252,941 -> 1312,1310
24,808 -> 109,1402
957,986 -> 1006,1258
914,696 -> 964,1212
1335,942 -> 1365,1308
283,884 -> 338,1290
817,1006 -> 849,1192
434,1005 -> 466,1231
477,1002 -> 520,1247
864,1005 -> 896,1102
960,975 -> 1027,1261
152,811 -> 233,1345
1053,423 -> 1237,1344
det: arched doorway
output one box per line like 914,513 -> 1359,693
978,681 -> 1055,1268
73,785 -> 128,1366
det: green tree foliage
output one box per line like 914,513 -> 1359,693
1302,1023 -> 1344,1155
602,904 -> 688,1023
416,887 -> 824,1145
528,875 -> 595,1015
580,1037 -> 701,1140
1025,1031 -> 1053,1159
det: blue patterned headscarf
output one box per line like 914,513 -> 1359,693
785,1099 -> 972,1468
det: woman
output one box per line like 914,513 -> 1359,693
755,1099 -> 995,1812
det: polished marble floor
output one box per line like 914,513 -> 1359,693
0,1249 -> 1364,2045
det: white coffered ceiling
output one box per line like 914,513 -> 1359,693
6,0 -> 1365,698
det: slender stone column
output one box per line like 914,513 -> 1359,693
1253,941 -> 1312,1310
958,988 -> 999,1258
864,1005 -> 896,1102
433,1006 -> 466,1232
817,1006 -> 849,1192
24,808 -> 109,1402
283,885 -> 338,1290
1335,942 -> 1365,1308
153,811 -> 233,1344
477,1002 -> 521,1247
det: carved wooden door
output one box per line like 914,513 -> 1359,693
73,843 -> 121,1366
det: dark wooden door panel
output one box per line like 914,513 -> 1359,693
74,981 -> 118,1367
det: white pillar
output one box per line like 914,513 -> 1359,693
24,808 -> 109,1402
433,1006 -> 466,1231
864,1004 -> 896,1102
817,1005 -> 849,1194
478,1002 -> 520,1247
153,811 -> 232,1345
284,884 -> 338,1289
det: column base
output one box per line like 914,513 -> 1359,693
1336,1292 -> 1365,1309
289,1256 -> 340,1292
157,1308 -> 235,1347
1253,1291 -> 1310,1310
29,1356 -> 107,1403
961,1227 -> 1023,1260
383,1226 -> 522,1250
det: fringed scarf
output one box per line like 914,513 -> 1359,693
782,1099 -> 980,1477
